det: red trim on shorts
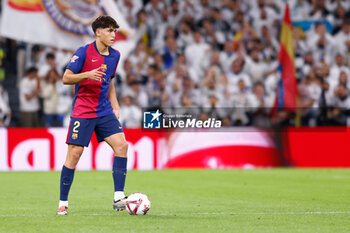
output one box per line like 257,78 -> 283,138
66,120 -> 72,144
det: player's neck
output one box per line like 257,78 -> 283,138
95,40 -> 109,56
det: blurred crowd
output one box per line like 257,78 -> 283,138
1,0 -> 350,128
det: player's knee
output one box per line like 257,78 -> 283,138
116,140 -> 128,156
71,152 -> 81,162
68,145 -> 83,162
120,140 -> 128,154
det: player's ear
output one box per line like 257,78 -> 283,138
95,28 -> 101,36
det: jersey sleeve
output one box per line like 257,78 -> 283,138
66,46 -> 86,74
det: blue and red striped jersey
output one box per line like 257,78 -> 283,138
66,41 -> 120,118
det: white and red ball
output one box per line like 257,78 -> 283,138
126,193 -> 151,215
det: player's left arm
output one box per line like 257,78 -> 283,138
108,79 -> 120,119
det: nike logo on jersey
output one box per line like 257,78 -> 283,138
92,59 -> 98,62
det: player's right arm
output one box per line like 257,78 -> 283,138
62,45 -> 105,85
62,68 -> 105,85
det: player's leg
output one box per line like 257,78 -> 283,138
57,117 -> 95,215
109,134 -> 128,200
94,114 -> 127,211
57,144 -> 83,215
104,133 -> 128,211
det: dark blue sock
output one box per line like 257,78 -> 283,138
60,165 -> 75,201
112,156 -> 127,192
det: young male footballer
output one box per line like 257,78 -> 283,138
57,16 -> 128,215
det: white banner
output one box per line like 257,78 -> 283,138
1,128 -> 159,171
0,0 -> 135,50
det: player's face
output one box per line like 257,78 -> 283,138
97,26 -> 116,47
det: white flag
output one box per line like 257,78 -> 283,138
0,0 -> 135,50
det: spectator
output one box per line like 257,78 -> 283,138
116,0 -> 142,26
147,68 -> 172,108
38,52 -> 59,78
153,9 -> 172,52
202,93 -> 228,119
167,63 -> 188,92
328,84 -> 350,125
298,72 -> 322,126
157,77 -> 172,108
192,0 -> 212,22
230,79 -> 251,125
144,0 -> 165,41
161,36 -> 180,70
334,19 -> 350,52
202,50 -> 223,74
42,69 -> 60,127
307,23 -> 336,64
56,80 -> 73,127
309,0 -> 332,21
201,67 -> 226,105
220,40 -> 236,73
173,77 -> 201,107
329,53 -> 350,84
0,83 -> 11,126
301,51 -> 315,78
119,94 -> 142,128
184,30 -> 210,79
247,81 -> 275,127
291,0 -> 312,20
167,0 -> 183,27
245,49 -> 270,82
135,9 -> 152,47
177,20 -> 194,50
129,41 -> 149,76
19,67 -> 40,127
129,80 -> 149,108
226,56 -> 252,95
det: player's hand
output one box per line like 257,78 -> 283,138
113,108 -> 120,119
86,68 -> 105,81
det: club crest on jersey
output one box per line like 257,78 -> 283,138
100,64 -> 107,72
72,133 -> 78,140
70,55 -> 79,63
42,0 -> 104,36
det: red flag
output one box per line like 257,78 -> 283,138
278,4 -> 297,109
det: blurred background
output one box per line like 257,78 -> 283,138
0,0 -> 350,171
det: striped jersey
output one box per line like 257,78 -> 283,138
66,41 -> 120,118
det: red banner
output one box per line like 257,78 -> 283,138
282,127 -> 350,167
0,128 -> 281,171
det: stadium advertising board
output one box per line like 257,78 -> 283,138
0,128 -> 281,171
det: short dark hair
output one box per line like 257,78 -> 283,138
26,67 -> 38,75
46,52 -> 55,60
253,81 -> 265,90
92,15 -> 119,34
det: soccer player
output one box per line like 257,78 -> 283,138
57,16 -> 128,215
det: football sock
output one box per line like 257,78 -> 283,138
59,200 -> 68,208
60,165 -> 75,202
112,156 -> 127,199
114,191 -> 125,201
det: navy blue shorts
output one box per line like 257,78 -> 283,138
66,114 -> 123,147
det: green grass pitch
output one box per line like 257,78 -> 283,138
0,169 -> 349,233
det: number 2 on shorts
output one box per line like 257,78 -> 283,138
73,121 -> 80,133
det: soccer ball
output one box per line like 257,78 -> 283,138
126,192 -> 151,215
